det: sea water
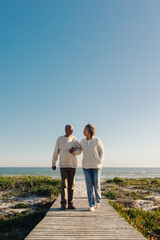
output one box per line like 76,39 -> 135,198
0,167 -> 160,181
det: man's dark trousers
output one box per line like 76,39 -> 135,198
60,168 -> 76,207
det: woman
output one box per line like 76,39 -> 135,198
80,124 -> 104,211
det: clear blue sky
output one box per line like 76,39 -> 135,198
0,0 -> 160,167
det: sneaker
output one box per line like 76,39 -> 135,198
89,206 -> 95,212
95,203 -> 100,209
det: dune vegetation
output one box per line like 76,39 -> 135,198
0,175 -> 61,240
102,177 -> 160,240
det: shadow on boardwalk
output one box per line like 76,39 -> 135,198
25,182 -> 146,240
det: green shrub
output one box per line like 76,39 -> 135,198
14,203 -> 29,209
104,190 -> 117,200
113,177 -> 127,186
106,179 -> 113,183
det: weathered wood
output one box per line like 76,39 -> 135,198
25,182 -> 146,240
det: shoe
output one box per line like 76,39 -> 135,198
68,204 -> 76,209
89,206 -> 95,212
95,203 -> 100,209
61,205 -> 66,210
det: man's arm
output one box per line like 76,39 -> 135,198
52,139 -> 59,170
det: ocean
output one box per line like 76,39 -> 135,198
0,167 -> 160,181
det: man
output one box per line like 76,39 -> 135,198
52,125 -> 81,210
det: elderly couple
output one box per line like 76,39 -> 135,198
52,124 -> 104,212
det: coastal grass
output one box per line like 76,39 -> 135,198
0,175 -> 61,197
102,184 -> 151,201
110,201 -> 160,240
105,177 -> 160,191
0,202 -> 53,240
0,175 -> 61,240
102,177 -> 160,240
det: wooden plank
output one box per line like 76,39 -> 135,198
25,182 -> 146,240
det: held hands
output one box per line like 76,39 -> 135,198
69,147 -> 75,154
52,166 -> 56,171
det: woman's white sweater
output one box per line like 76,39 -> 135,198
80,137 -> 104,169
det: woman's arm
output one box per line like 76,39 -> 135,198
73,139 -> 82,155
97,138 -> 104,162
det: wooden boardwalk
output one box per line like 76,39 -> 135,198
25,182 -> 146,240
